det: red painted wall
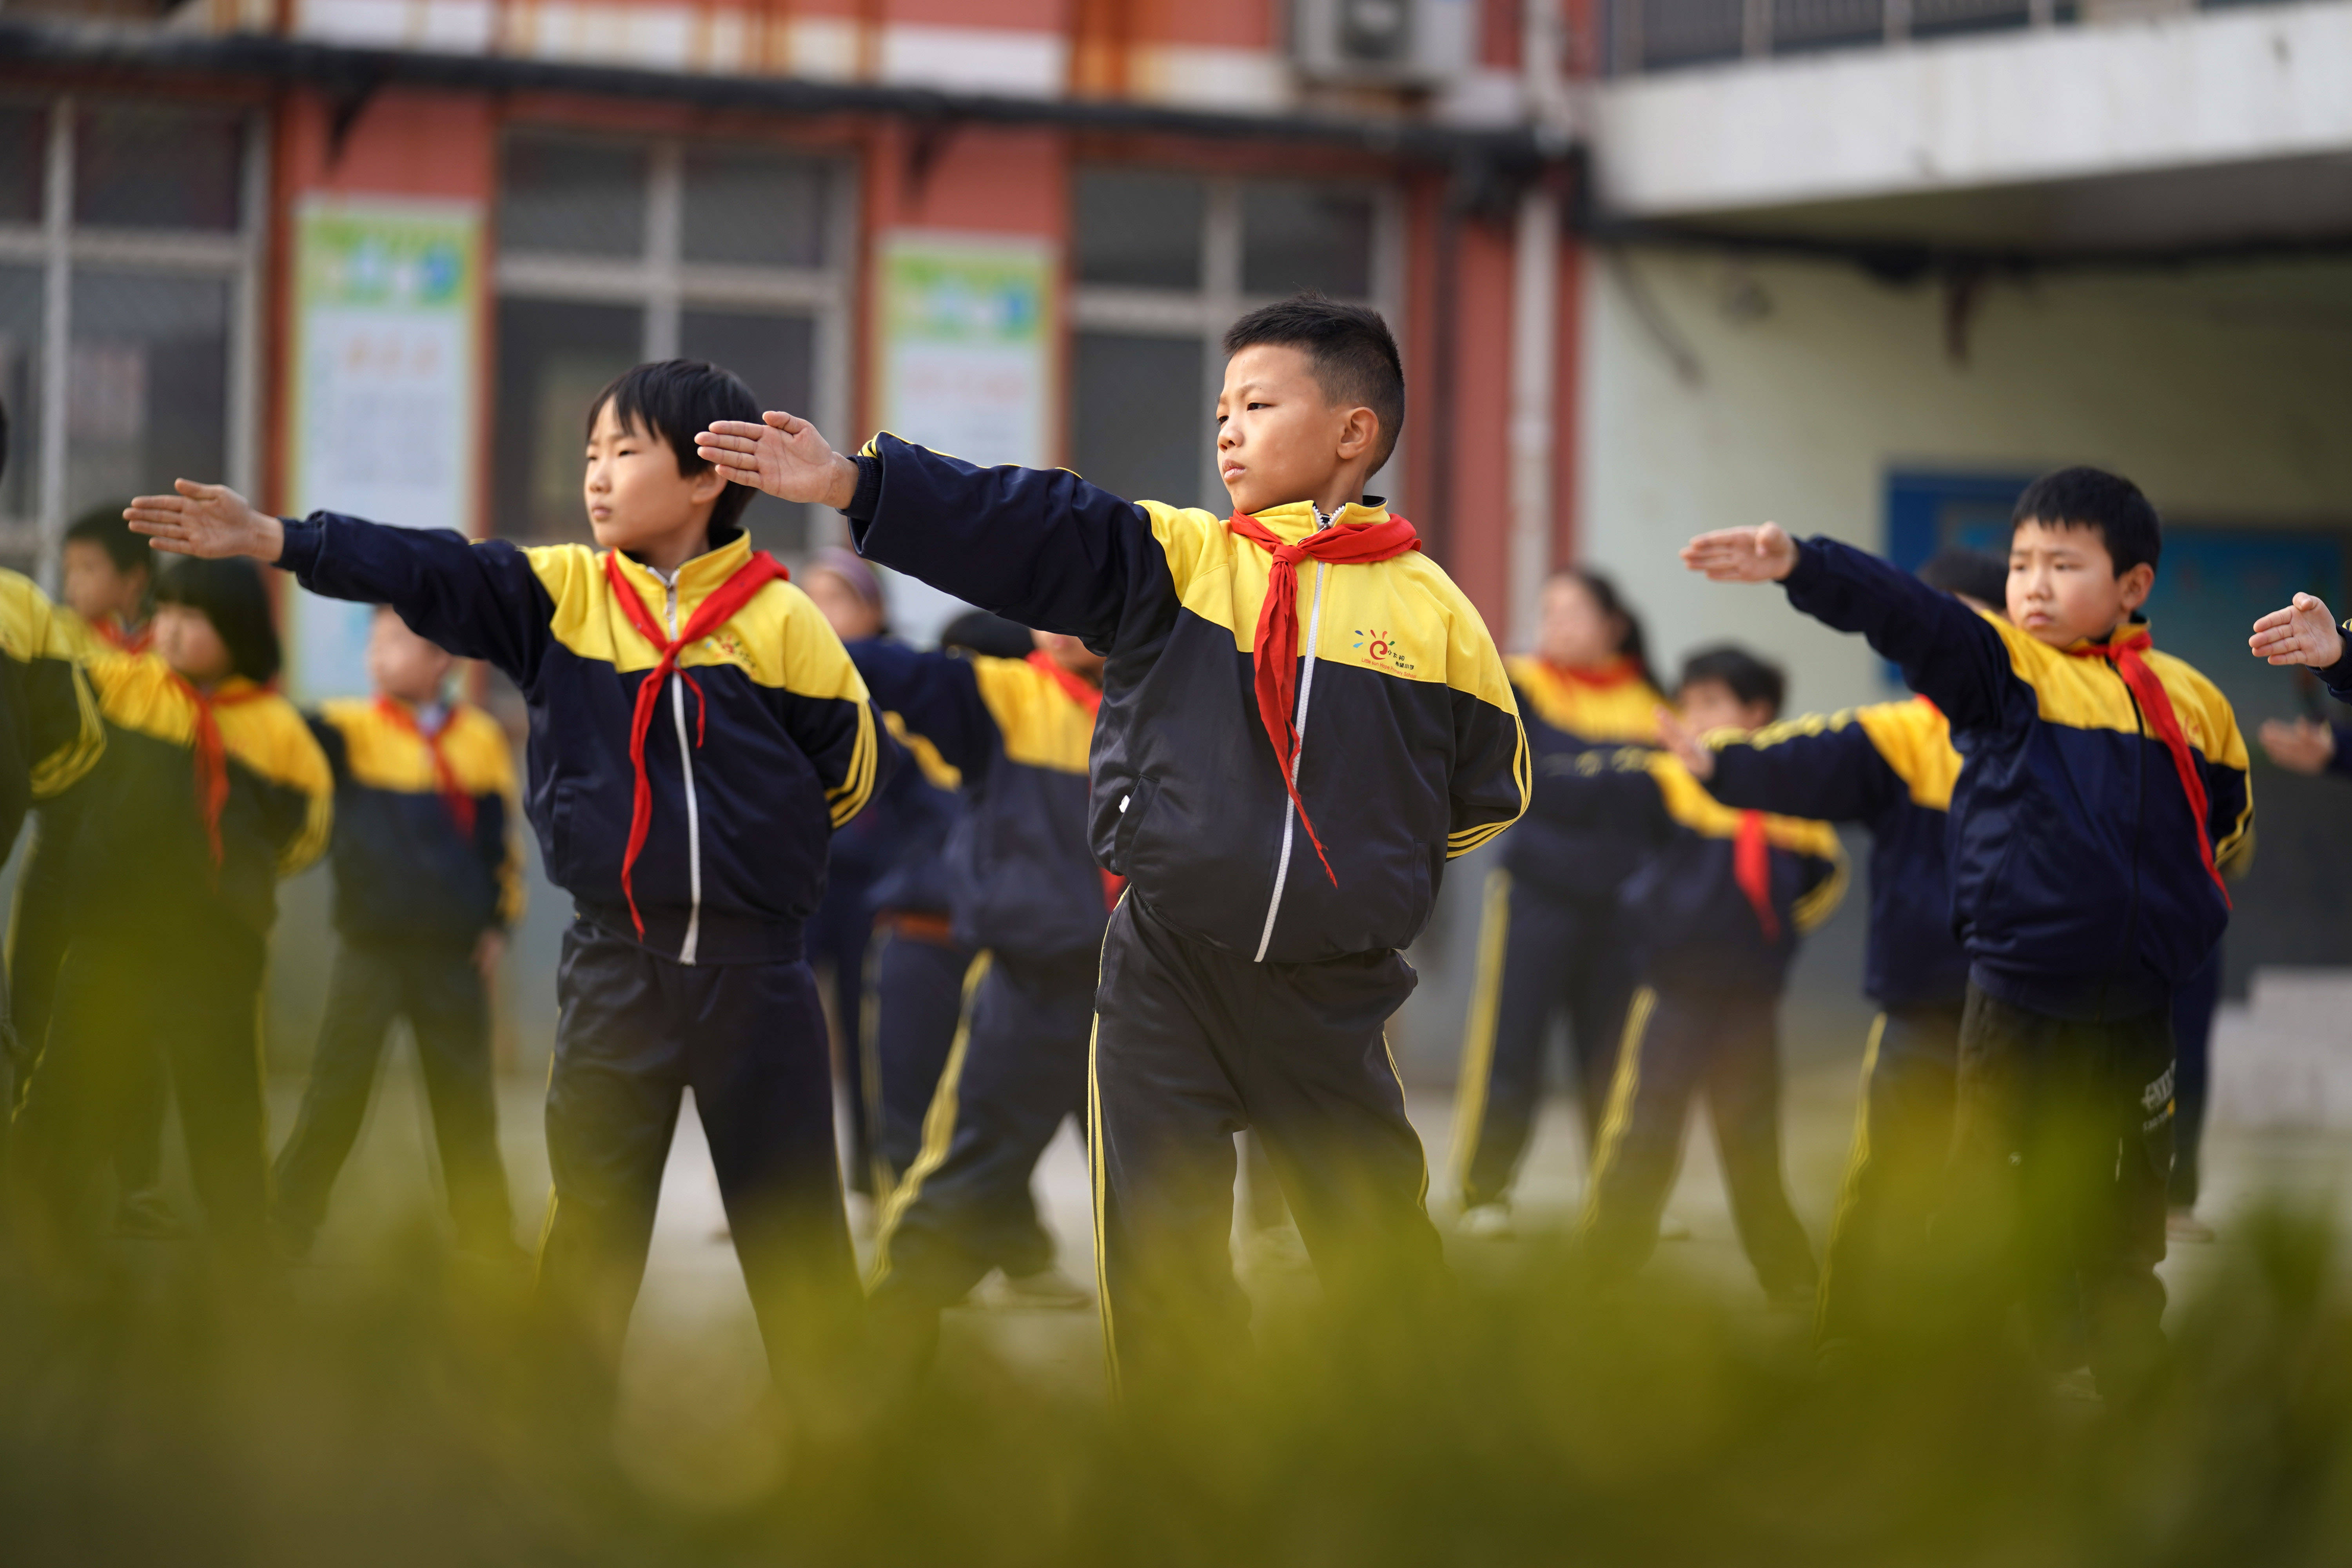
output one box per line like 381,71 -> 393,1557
1446,216 -> 1516,627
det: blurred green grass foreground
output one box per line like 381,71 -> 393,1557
7,1210 -> 2352,1568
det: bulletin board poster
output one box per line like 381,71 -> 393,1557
877,231 -> 1055,470
285,197 -> 482,700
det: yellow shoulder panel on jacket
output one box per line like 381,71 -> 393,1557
884,710 -> 964,791
2143,648 -> 2250,771
971,657 -> 1094,775
1506,655 -> 1664,743
1851,699 -> 1961,811
320,698 -> 517,799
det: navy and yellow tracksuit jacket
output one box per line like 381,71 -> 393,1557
1782,537 -> 2250,1020
850,640 -> 1105,962
277,515 -> 890,965
855,709 -> 962,920
59,654 -> 331,941
0,572 -> 105,852
1500,655 -> 1667,904
1540,746 -> 1846,994
1702,698 -> 1967,1011
309,698 -> 525,947
844,435 -> 1529,964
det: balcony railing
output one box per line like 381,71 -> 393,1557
1607,0 -> 2276,73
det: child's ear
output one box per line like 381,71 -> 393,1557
2117,561 -> 2156,612
689,461 -> 730,505
1337,405 -> 1380,462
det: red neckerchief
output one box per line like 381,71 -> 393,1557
1732,811 -> 1780,942
376,697 -> 476,838
1539,656 -> 1640,689
601,548 -> 790,939
2065,627 -> 2229,906
1022,651 -> 1124,910
98,617 -> 153,655
166,673 -> 272,869
1225,509 -> 1421,885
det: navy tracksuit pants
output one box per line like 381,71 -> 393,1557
2169,948 -> 2221,1209
1815,1001 -> 1962,1347
1582,984 -> 1818,1301
1090,894 -> 1445,1389
11,926 -> 270,1269
536,918 -> 860,1394
866,944 -> 1095,1312
1452,872 -> 1640,1209
272,940 -> 515,1252
862,922 -> 978,1194
808,873 -> 879,1195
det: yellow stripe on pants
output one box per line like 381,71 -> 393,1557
1446,868 -> 1514,1199
1578,985 -> 1657,1233
865,951 -> 991,1291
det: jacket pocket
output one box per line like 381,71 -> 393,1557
1111,774 -> 1160,875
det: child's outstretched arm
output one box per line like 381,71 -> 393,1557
700,414 -> 1158,647
1681,523 -> 2013,730
845,638 -> 999,780
128,481 -> 553,684
1656,704 -> 1906,825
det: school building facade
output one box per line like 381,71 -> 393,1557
4,0 -> 2348,1069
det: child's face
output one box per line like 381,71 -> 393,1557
806,569 -> 883,643
2006,519 -> 2154,647
153,604 -> 236,685
1676,678 -> 1774,737
583,401 -> 729,557
1215,345 -> 1382,516
367,608 -> 455,705
1535,576 -> 1622,669
1033,628 -> 1104,681
62,541 -> 147,625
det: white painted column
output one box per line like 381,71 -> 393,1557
1506,184 -> 1559,654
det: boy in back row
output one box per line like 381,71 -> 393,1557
1686,468 -> 2250,1391
702,295 -> 1530,1387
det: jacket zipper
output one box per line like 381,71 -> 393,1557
1253,555 -> 1329,964
659,569 -> 704,965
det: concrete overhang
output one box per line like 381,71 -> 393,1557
1584,0 -> 2352,260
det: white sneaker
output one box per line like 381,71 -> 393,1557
1457,1202 -> 1515,1240
969,1265 -> 1095,1311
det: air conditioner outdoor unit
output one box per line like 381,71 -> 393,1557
1292,0 -> 1477,87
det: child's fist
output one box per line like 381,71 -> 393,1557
1681,523 -> 1797,583
2249,593 -> 2345,671
697,411 -> 860,509
1653,705 -> 1716,781
2258,717 -> 2338,776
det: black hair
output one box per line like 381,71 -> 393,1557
1677,644 -> 1785,719
1915,548 -> 2007,609
939,610 -> 1038,662
1221,293 -> 1406,473
2011,466 -> 2161,578
65,502 -> 150,577
587,359 -> 762,539
154,556 -> 281,685
1550,567 -> 1657,690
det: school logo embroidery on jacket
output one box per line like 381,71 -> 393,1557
702,631 -> 753,673
1353,628 -> 1415,674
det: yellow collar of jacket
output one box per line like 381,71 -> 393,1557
1235,499 -> 1395,543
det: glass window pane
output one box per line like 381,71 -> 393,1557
681,308 -> 817,556
1074,170 -> 1205,291
492,298 -> 642,541
74,104 -> 244,232
498,134 -> 648,259
0,266 -> 41,524
0,105 -> 45,226
1241,182 -> 1374,299
682,149 -> 830,269
1072,332 -> 1205,509
66,270 -> 231,521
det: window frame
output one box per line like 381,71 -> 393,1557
491,127 -> 858,548
0,92 -> 267,579
1070,171 -> 1408,509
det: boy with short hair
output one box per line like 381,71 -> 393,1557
699,295 -> 1528,1385
852,626 -> 1111,1325
1564,646 -> 1846,1304
126,359 -> 891,1401
1654,550 -> 2002,1347
61,503 -> 155,653
270,606 -> 526,1260
1687,467 -> 2251,1389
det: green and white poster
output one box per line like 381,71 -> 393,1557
285,196 -> 481,699
877,230 -> 1055,469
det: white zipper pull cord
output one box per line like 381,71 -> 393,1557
658,568 -> 705,966
1253,555 -> 1329,964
